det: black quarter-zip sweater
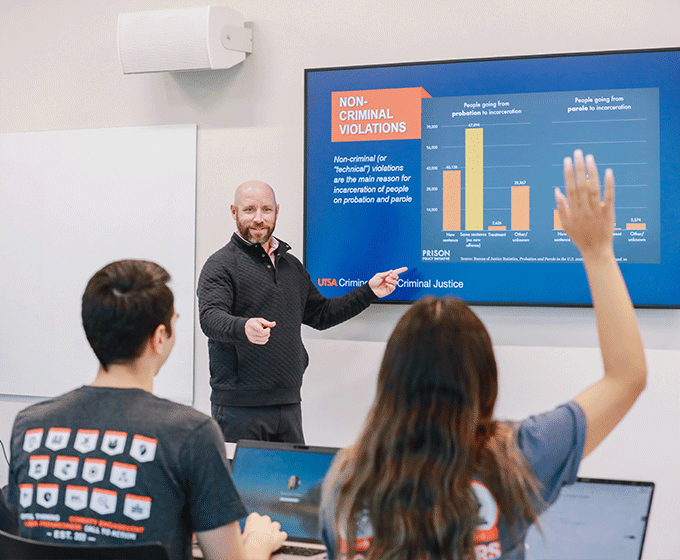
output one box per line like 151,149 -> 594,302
197,233 -> 377,407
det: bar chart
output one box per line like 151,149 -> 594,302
421,88 -> 660,264
441,167 -> 531,231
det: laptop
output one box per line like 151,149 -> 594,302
230,440 -> 340,560
524,477 -> 655,560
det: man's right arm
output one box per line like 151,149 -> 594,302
197,257 -> 248,343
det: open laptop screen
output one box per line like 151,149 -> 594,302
230,440 -> 339,542
524,477 -> 654,560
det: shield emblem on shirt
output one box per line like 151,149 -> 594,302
19,484 -> 34,508
129,435 -> 157,463
54,456 -> 79,481
65,485 -> 89,511
23,429 -> 44,453
123,494 -> 152,521
36,484 -> 59,508
74,430 -> 99,454
82,458 -> 107,484
28,455 -> 50,480
110,462 -> 137,489
101,431 -> 127,456
90,488 -> 117,515
45,428 -> 71,451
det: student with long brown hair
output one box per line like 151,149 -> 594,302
319,150 -> 647,560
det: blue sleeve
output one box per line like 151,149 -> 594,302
320,456 -> 342,560
514,401 -> 587,508
320,501 -> 337,560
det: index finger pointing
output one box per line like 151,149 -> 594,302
392,267 -> 408,275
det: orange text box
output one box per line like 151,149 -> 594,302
332,87 -> 431,143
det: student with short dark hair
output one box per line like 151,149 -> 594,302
320,151 -> 647,560
8,260 -> 287,560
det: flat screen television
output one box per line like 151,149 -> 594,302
304,48 -> 680,307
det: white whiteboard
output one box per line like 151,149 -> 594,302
0,125 -> 196,404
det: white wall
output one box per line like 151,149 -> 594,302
1,1 -> 679,557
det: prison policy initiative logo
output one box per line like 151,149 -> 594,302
422,248 -> 451,262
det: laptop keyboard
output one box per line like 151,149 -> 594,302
276,545 -> 327,556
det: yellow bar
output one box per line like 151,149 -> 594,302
442,170 -> 461,231
465,128 -> 483,230
626,223 -> 646,230
511,185 -> 530,230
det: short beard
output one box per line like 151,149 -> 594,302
238,223 -> 273,245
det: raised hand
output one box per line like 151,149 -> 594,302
554,149 -> 615,260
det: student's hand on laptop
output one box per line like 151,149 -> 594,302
242,512 -> 288,560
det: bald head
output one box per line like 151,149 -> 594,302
231,180 -> 279,250
234,180 -> 277,207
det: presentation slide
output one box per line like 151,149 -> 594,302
304,49 -> 680,306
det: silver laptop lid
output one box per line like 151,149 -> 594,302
230,440 -> 340,543
525,477 -> 654,560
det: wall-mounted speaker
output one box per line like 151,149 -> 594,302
117,6 -> 252,74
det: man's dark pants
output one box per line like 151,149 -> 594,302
211,402 -> 305,444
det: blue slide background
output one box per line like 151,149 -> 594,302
304,49 -> 680,306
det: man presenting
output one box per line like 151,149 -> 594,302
197,180 -> 407,444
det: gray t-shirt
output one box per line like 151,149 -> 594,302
320,401 -> 586,560
8,386 -> 247,560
